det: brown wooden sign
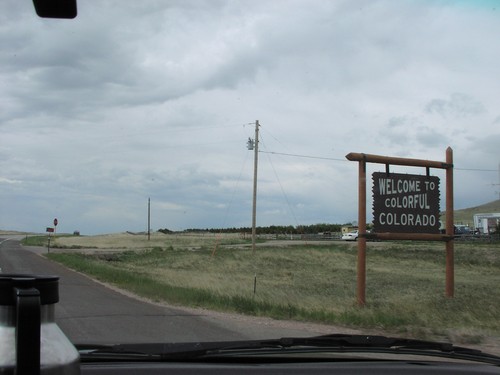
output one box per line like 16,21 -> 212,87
372,172 -> 440,233
346,148 -> 454,306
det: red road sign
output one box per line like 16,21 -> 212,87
54,218 -> 58,226
46,227 -> 54,233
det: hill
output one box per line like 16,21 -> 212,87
445,199 -> 500,226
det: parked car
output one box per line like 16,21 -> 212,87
341,231 -> 359,241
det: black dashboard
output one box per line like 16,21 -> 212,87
80,360 -> 500,374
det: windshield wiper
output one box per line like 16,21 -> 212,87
77,334 -> 500,365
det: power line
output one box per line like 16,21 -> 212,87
455,167 -> 497,172
260,150 -> 498,172
259,135 -> 301,229
259,150 -> 347,162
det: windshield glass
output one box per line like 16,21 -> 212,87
1,0 -> 499,360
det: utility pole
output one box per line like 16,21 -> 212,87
148,197 -> 151,241
496,162 -> 500,200
248,120 -> 260,253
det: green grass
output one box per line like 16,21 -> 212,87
21,235 -> 90,248
46,240 -> 500,343
22,235 -> 51,246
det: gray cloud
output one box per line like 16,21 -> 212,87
425,93 -> 485,118
1,1 -> 499,233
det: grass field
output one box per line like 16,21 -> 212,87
45,231 -> 247,249
41,232 -> 500,345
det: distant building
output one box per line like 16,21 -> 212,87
341,225 -> 358,234
473,213 -> 500,234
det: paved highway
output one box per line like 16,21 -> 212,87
0,236 -> 331,345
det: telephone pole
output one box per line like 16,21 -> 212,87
148,197 -> 151,241
496,162 -> 500,200
248,120 -> 260,253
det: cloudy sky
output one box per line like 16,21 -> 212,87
1,0 -> 499,235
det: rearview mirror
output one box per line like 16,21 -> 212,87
33,0 -> 77,19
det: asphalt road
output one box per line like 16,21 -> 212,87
0,236 -> 330,345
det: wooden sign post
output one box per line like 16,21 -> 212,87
346,148 -> 454,306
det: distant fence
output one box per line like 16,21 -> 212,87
171,232 -> 343,240
244,232 -> 343,241
454,234 -> 500,242
158,230 -> 498,243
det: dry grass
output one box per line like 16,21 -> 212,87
47,234 -> 500,345
54,231 -> 244,250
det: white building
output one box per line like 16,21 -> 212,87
473,213 -> 500,234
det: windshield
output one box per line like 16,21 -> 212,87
1,0 -> 500,361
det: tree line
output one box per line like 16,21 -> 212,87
158,223 -> 351,235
